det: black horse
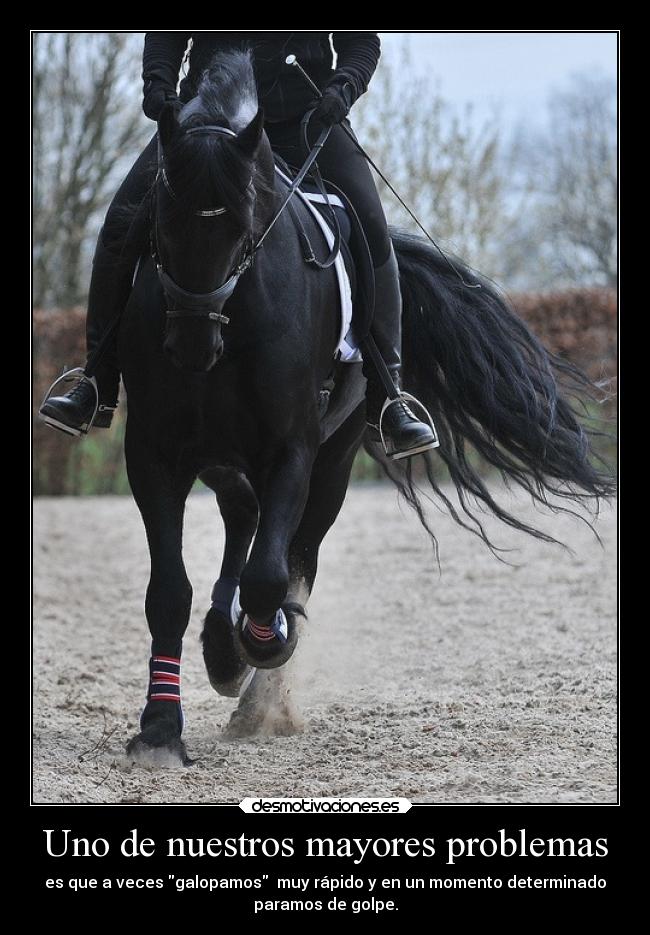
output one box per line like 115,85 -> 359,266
120,51 -> 613,761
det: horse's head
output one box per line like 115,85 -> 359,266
154,54 -> 267,372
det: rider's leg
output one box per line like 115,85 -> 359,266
39,135 -> 158,436
266,119 -> 437,460
364,244 -> 440,457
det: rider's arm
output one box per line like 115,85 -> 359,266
142,32 -> 192,120
330,32 -> 381,105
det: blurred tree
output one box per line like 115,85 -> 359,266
32,35 -> 616,304
351,42 -> 524,284
522,72 -> 617,289
33,32 -> 149,308
352,43 -> 616,292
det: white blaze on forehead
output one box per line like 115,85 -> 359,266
230,96 -> 258,133
179,93 -> 258,133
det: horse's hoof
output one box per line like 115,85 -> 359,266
201,606 -> 250,697
224,696 -> 304,739
234,605 -> 301,670
125,732 -> 188,768
209,669 -> 254,698
126,701 -> 188,766
223,705 -> 264,739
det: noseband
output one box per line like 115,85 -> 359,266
153,124 -> 253,326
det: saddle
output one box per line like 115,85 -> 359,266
273,155 -> 376,362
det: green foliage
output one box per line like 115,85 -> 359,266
33,409 -> 131,497
351,448 -> 384,482
69,415 -> 131,496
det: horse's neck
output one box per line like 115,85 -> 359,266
254,136 -> 281,231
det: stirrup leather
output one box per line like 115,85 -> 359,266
378,392 -> 440,456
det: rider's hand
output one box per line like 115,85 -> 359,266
312,78 -> 353,126
143,80 -> 180,121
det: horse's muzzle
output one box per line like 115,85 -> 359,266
164,336 -> 224,373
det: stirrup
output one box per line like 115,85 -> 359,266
39,367 -> 100,437
378,392 -> 440,458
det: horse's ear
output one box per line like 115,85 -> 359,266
157,100 -> 182,149
236,106 -> 265,155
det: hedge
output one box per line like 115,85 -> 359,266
32,290 -> 617,495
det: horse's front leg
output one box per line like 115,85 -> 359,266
226,415 -> 366,739
200,467 -> 259,698
124,426 -> 195,766
236,440 -> 316,671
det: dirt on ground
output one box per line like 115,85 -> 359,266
32,482 -> 617,804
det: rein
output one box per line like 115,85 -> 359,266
153,117 -> 334,326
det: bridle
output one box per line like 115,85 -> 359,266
152,116 -> 333,327
152,124 -> 254,326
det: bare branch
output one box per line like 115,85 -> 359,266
33,32 -> 150,308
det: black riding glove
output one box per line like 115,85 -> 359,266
143,80 -> 179,121
312,77 -> 354,126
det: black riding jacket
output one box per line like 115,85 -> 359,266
142,32 -> 381,123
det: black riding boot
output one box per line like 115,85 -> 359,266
364,246 -> 439,460
39,235 -> 128,437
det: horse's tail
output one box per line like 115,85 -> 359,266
372,228 -> 616,555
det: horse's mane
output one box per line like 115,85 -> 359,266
162,49 -> 271,231
188,48 -> 259,132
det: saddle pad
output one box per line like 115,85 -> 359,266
275,166 -> 362,363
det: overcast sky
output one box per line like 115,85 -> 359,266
377,31 -> 618,129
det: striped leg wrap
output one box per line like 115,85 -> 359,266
243,609 -> 288,645
147,655 -> 181,703
246,619 -> 277,642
